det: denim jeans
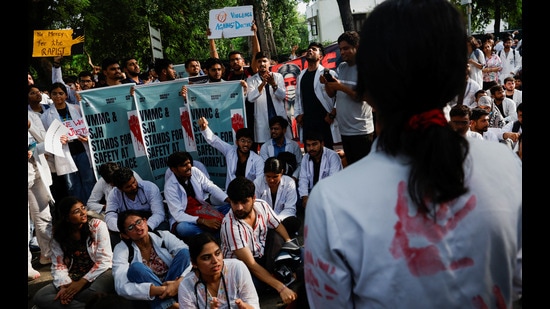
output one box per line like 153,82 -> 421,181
127,249 -> 190,309
65,151 -> 96,202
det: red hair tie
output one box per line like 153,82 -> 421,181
407,109 -> 447,131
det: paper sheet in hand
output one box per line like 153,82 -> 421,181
44,118 -> 70,157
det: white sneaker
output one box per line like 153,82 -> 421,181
28,268 -> 40,281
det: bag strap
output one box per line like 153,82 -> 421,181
124,229 -> 165,263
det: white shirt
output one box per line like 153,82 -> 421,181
87,171 -> 142,215
259,138 -> 303,179
105,180 -> 166,232
304,138 -> 522,308
163,166 -> 228,227
254,174 -> 297,221
201,127 -> 264,190
298,147 -> 343,198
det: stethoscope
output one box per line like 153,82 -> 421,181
194,266 -> 230,309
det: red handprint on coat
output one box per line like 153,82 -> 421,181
303,225 -> 339,301
389,181 -> 476,276
472,285 -> 507,309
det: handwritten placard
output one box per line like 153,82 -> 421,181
63,118 -> 89,140
208,5 -> 254,39
32,29 -> 85,57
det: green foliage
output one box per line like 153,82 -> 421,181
451,0 -> 522,35
268,0 -> 309,60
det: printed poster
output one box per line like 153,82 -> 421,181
186,81 -> 247,188
79,83 -> 154,182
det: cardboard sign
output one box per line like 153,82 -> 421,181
208,5 -> 254,39
32,29 -> 84,57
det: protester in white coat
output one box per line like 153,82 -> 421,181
197,117 -> 264,190
41,82 -> 96,202
304,1 -> 522,307
246,51 -> 293,145
28,111 -> 54,266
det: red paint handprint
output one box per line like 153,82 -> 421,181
180,110 -> 193,141
128,114 -> 144,151
472,285 -> 507,309
231,113 -> 244,133
303,225 -> 339,301
389,181 -> 476,276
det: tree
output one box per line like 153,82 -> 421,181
452,0 -> 522,37
27,0 -> 308,85
336,0 -> 355,32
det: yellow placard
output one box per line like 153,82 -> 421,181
32,29 -> 84,57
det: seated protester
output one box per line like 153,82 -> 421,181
164,151 -> 231,240
489,84 -> 517,124
470,107 -> 500,143
105,167 -> 169,248
87,162 -> 142,220
165,158 -> 212,201
33,196 -> 115,309
449,104 -> 484,140
197,116 -> 264,190
497,102 -> 522,149
477,95 -> 505,130
254,157 -> 301,237
258,116 -> 303,181
190,159 -> 226,206
221,177 -> 298,306
178,233 -> 260,309
298,130 -> 343,209
112,210 -> 192,309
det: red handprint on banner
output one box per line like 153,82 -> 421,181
389,181 -> 476,277
180,109 -> 194,141
128,114 -> 144,151
231,113 -> 244,133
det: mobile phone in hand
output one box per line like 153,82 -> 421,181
323,69 -> 335,82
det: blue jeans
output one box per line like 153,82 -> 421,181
65,151 -> 96,202
127,249 -> 190,309
174,203 -> 231,239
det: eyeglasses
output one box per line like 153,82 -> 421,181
71,206 -> 87,215
126,218 -> 145,231
238,138 -> 253,144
